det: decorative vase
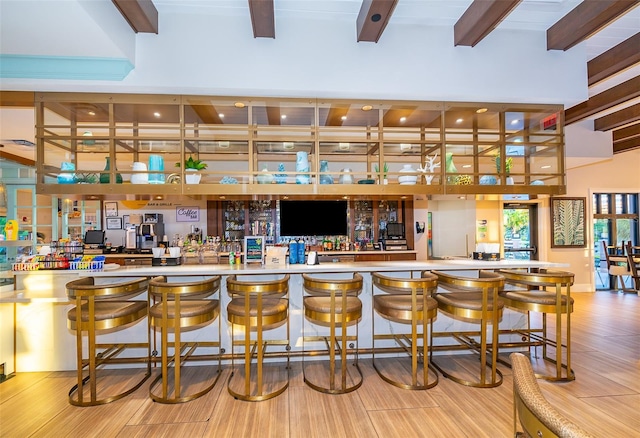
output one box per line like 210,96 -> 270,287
58,162 -> 76,184
99,157 -> 123,184
296,151 -> 310,184
505,176 -> 515,185
339,168 -> 353,184
275,163 -> 287,184
479,175 -> 497,185
445,152 -> 457,185
148,154 -> 165,184
130,162 -> 148,184
257,165 -> 274,184
185,169 -> 201,184
319,160 -> 333,184
398,164 -> 417,185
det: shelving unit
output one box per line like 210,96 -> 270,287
34,93 -> 566,199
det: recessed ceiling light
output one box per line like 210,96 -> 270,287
219,113 -> 225,118
88,111 -> 96,116
283,196 -> 289,200
458,196 -> 466,199
281,114 -> 287,119
541,165 -> 551,169
155,196 -> 163,200
153,112 -> 161,118
513,138 -> 522,143
511,119 -> 519,125
341,115 -> 347,121
476,108 -> 488,114
462,164 -> 471,168
361,105 -> 373,111
219,196 -> 226,199
400,117 -> 406,123
456,118 -> 463,124
342,196 -> 349,200
234,102 -> 245,108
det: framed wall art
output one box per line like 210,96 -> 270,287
551,197 -> 586,248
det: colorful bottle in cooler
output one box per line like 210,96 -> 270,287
297,237 -> 305,264
289,239 -> 298,264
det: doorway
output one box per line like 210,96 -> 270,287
503,203 -> 538,260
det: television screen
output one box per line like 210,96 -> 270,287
280,200 -> 348,237
84,230 -> 105,245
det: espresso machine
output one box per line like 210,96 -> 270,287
125,214 -> 142,253
136,213 -> 165,253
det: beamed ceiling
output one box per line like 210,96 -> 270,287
113,0 -> 640,154
1,0 -> 639,155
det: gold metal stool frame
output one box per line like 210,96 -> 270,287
372,272 -> 439,390
148,275 -> 223,403
497,269 -> 575,382
226,274 -> 290,401
302,273 -> 364,394
66,277 -> 151,407
431,270 -> 505,388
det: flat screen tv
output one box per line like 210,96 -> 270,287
84,230 -> 105,245
280,200 -> 348,237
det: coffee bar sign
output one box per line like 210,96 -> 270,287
176,206 -> 200,222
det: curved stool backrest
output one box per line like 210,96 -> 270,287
511,353 -> 595,438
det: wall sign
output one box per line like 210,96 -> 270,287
176,206 -> 200,222
244,236 -> 265,264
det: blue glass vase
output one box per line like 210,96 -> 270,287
319,160 -> 333,184
296,151 -> 310,184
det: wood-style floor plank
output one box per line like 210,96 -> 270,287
0,292 -> 637,437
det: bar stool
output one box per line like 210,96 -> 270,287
496,268 -> 575,381
431,270 -> 505,388
371,272 -> 439,390
66,277 -> 150,406
226,274 -> 290,401
148,275 -> 223,403
302,273 -> 364,394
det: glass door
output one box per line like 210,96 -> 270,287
503,203 -> 538,260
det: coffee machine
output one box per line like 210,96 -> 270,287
136,213 -> 165,253
125,214 -> 142,253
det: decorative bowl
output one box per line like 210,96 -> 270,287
398,175 -> 417,185
358,179 -> 375,184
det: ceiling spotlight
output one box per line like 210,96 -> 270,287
541,165 -> 551,169
341,115 -> 347,121
456,118 -> 463,124
281,114 -> 287,120
88,111 -> 96,116
511,119 -> 519,125
153,112 -> 161,118
476,108 -> 488,114
361,105 -> 373,111
462,164 -> 471,168
219,196 -> 226,199
400,117 -> 406,123
234,102 -> 245,108
219,113 -> 225,118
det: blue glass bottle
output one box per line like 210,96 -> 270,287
297,237 -> 305,264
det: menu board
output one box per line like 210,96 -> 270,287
244,236 -> 265,264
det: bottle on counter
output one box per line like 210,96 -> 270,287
289,239 -> 298,264
297,237 -> 305,264
229,251 -> 235,265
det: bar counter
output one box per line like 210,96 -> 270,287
2,258 -> 568,374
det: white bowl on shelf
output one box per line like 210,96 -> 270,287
398,175 -> 417,185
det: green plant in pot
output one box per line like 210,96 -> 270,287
374,162 -> 389,184
495,155 -> 513,184
176,156 -> 207,184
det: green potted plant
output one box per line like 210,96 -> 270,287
495,155 -> 513,185
374,162 -> 389,185
176,156 -> 207,184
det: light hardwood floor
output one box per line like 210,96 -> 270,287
1,292 -> 638,438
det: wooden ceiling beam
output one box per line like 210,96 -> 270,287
588,33 -> 640,86
454,0 -> 521,47
613,132 -> 640,153
594,103 -> 640,131
112,0 -> 158,34
613,123 -> 640,142
357,0 -> 398,43
249,0 -> 275,38
564,75 -> 640,125
547,0 -> 638,51
0,91 -> 34,107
